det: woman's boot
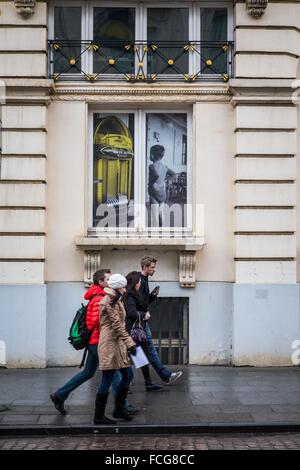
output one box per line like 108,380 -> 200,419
113,388 -> 133,421
93,393 -> 116,425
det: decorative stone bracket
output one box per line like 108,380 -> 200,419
14,0 -> 36,19
76,236 -> 205,288
179,251 -> 197,288
84,251 -> 102,286
246,0 -> 268,18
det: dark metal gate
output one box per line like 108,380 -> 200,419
149,297 -> 189,365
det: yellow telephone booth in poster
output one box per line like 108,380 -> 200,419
93,116 -> 133,206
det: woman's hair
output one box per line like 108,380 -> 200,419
150,145 -> 165,162
125,271 -> 141,293
110,290 -> 122,306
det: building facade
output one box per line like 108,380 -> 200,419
0,0 -> 300,368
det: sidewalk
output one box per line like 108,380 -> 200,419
1,366 -> 300,434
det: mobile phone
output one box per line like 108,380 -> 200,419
153,285 -> 160,294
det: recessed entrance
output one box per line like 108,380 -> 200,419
149,297 -> 189,365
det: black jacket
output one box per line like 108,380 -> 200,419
124,290 -> 148,333
139,273 -> 156,309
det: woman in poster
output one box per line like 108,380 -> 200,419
148,144 -> 176,227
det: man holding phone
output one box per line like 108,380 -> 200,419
139,255 -> 182,385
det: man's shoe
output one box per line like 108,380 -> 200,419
93,416 -> 117,425
146,383 -> 163,392
50,394 -> 67,415
113,388 -> 133,421
165,371 -> 183,384
125,404 -> 141,415
113,408 -> 133,421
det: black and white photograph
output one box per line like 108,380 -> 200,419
146,113 -> 188,228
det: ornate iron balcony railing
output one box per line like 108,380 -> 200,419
48,40 -> 234,83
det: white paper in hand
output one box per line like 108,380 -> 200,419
130,346 -> 149,368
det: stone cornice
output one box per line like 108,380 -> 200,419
51,84 -> 231,97
246,0 -> 268,18
2,78 -> 53,105
14,0 -> 36,19
51,85 -> 231,103
75,236 -> 205,252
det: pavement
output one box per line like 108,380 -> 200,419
2,433 -> 300,450
1,365 -> 300,434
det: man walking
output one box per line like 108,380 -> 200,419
139,255 -> 182,385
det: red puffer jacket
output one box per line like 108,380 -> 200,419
84,285 -> 106,345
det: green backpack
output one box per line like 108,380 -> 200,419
68,295 -> 100,351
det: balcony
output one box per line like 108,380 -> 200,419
48,40 -> 234,83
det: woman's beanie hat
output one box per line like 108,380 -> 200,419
108,273 -> 127,289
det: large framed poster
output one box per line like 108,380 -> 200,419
92,113 -> 135,228
90,110 -> 191,233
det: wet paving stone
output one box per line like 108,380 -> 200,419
0,365 -> 300,427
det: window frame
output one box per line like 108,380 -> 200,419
143,2 -> 193,79
196,2 -> 234,79
88,1 -> 138,79
48,0 -> 89,78
88,107 -> 193,236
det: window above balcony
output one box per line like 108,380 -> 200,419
48,1 -> 234,83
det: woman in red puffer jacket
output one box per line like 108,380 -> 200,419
85,282 -> 106,344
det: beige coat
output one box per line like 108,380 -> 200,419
98,288 -> 135,370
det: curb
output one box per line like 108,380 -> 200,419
1,423 -> 300,436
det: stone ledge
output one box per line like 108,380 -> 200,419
75,236 -> 205,252
3,79 -> 53,88
229,78 -> 297,86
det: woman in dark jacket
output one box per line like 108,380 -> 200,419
124,271 -> 162,391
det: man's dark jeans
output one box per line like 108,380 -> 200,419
145,323 -> 171,381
